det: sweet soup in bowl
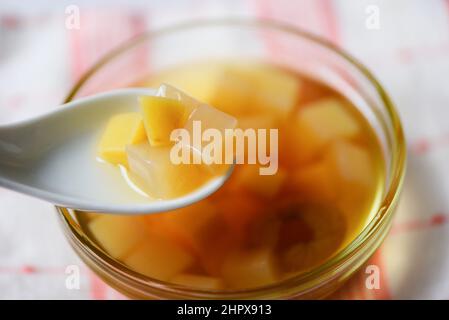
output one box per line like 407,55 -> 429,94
76,61 -> 384,291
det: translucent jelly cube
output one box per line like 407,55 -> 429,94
98,113 -> 146,166
156,83 -> 201,116
325,141 -> 376,221
145,62 -> 224,106
171,274 -> 224,290
208,64 -> 300,117
221,248 -> 278,288
208,68 -> 256,116
126,143 -> 211,199
298,98 -> 360,144
87,215 -> 146,259
280,98 -> 361,166
247,65 -> 300,116
326,140 -> 374,189
184,104 -> 238,136
183,104 -> 237,169
123,231 -> 194,281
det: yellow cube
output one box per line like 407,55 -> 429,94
124,232 -> 194,281
139,96 -> 187,147
221,248 -> 278,288
326,140 -> 374,189
249,65 -> 300,117
97,113 -> 146,166
87,215 -> 146,259
298,98 -> 360,143
209,64 -> 300,117
145,62 -> 223,106
282,98 -> 361,166
143,201 -> 218,254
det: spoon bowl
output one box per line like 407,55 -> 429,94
0,88 -> 233,214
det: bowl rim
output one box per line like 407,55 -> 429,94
58,18 -> 407,298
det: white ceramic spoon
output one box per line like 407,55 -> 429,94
0,88 -> 233,214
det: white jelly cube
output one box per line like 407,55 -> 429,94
126,143 -> 210,199
183,104 -> 237,169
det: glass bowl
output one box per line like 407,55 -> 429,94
57,19 -> 406,299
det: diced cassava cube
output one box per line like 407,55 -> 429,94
280,98 -> 360,166
246,65 -> 300,117
143,201 -> 218,254
98,113 -> 146,166
221,248 -> 278,288
325,141 -> 376,223
124,232 -> 194,281
299,98 -> 360,141
150,63 -> 300,118
139,96 -> 187,147
87,215 -> 146,259
145,62 -> 224,106
326,140 -> 374,189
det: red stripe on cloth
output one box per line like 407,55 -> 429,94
67,11 -> 149,300
390,213 -> 449,235
0,265 -> 66,274
410,134 -> 449,155
444,0 -> 449,26
68,11 -> 148,90
252,0 -> 340,43
88,271 -> 108,300
316,0 -> 340,44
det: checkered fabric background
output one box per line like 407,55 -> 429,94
0,0 -> 448,299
